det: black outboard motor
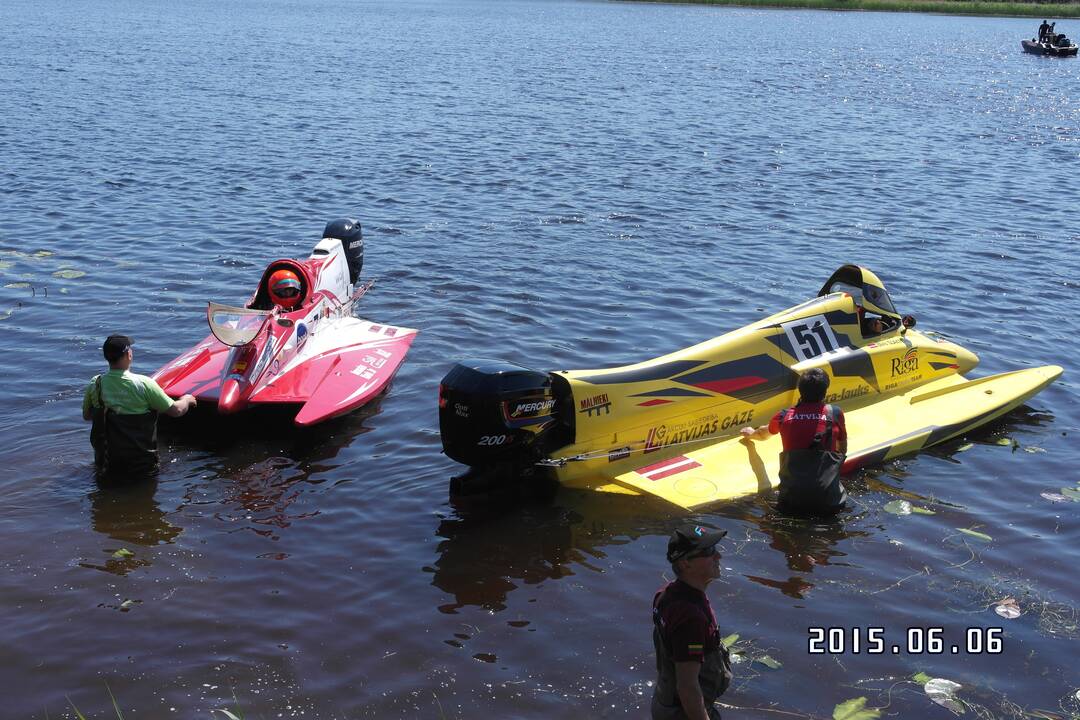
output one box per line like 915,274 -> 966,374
323,218 -> 364,284
439,359 -> 570,496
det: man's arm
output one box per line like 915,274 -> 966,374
674,661 -> 710,720
82,383 -> 94,421
740,424 -> 772,441
165,394 -> 197,418
835,408 -> 848,454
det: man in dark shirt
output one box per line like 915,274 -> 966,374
740,368 -> 848,514
652,525 -> 732,720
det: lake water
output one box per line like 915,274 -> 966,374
1,0 -> 1077,717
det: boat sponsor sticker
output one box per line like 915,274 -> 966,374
296,323 -> 309,350
891,348 -> 919,378
579,393 -> 611,417
825,385 -> 870,403
608,446 -> 632,462
643,410 -> 752,453
636,455 -> 703,482
501,396 -> 556,428
350,347 -> 393,380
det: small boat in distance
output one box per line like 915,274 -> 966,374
1023,22 -> 1078,57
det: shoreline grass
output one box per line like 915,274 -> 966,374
619,0 -> 1080,19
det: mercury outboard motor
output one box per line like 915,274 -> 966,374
323,218 -> 364,284
439,359 -> 571,496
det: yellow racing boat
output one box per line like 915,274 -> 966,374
438,266 -> 1062,508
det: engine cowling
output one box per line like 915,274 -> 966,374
439,360 -> 570,484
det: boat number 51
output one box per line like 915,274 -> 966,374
782,315 -> 841,361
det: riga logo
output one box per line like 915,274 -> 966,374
891,348 -> 918,378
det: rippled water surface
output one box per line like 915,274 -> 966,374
2,0 -> 1078,717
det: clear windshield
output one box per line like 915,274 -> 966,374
207,302 -> 270,347
862,283 -> 898,315
829,281 -> 898,316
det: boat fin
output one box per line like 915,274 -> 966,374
292,332 -> 418,426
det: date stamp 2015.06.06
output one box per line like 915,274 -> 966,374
808,627 -> 1003,655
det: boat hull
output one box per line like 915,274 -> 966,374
1022,39 -> 1078,56
563,365 -> 1062,508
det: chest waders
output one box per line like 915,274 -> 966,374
90,376 -> 160,479
651,590 -> 732,720
777,404 -> 847,515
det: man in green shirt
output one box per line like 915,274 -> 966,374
82,334 -> 197,477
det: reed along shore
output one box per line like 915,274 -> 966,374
620,0 -> 1080,18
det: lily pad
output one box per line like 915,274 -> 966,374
924,677 -> 963,713
957,528 -> 993,542
912,671 -> 932,685
4,282 -> 30,289
33,250 -> 53,257
112,548 -> 134,559
755,654 -> 782,669
994,598 -> 1021,619
884,499 -> 912,515
119,599 -> 134,609
911,506 -> 937,515
0,260 -> 12,271
833,697 -> 880,720
52,269 -> 85,279
1023,446 -> 1046,454
1060,487 -> 1080,502
956,443 -> 974,452
1041,492 -> 1070,503
993,604 -> 1019,621
721,633 -> 739,649
995,438 -> 1013,446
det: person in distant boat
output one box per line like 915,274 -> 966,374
83,334 -> 196,478
740,368 -> 848,516
267,268 -> 303,309
1039,20 -> 1050,41
651,524 -> 732,720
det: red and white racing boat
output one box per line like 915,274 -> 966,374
154,219 -> 417,426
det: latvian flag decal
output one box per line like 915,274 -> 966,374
636,455 -> 702,481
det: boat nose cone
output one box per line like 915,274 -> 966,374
954,345 -> 979,375
218,378 -> 243,414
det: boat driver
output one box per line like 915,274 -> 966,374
1039,20 -> 1050,41
856,306 -> 885,337
268,269 -> 303,309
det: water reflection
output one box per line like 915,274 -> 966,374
164,399 -> 383,540
710,496 -> 870,600
430,490 -> 676,613
745,513 -> 868,599
81,477 -> 181,575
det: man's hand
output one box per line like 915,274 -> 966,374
166,394 -> 197,418
740,425 -> 770,441
674,661 -> 710,720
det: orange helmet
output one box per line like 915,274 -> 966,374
268,269 -> 302,309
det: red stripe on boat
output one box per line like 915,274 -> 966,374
637,398 -> 672,407
637,455 -> 702,481
691,376 -> 767,395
